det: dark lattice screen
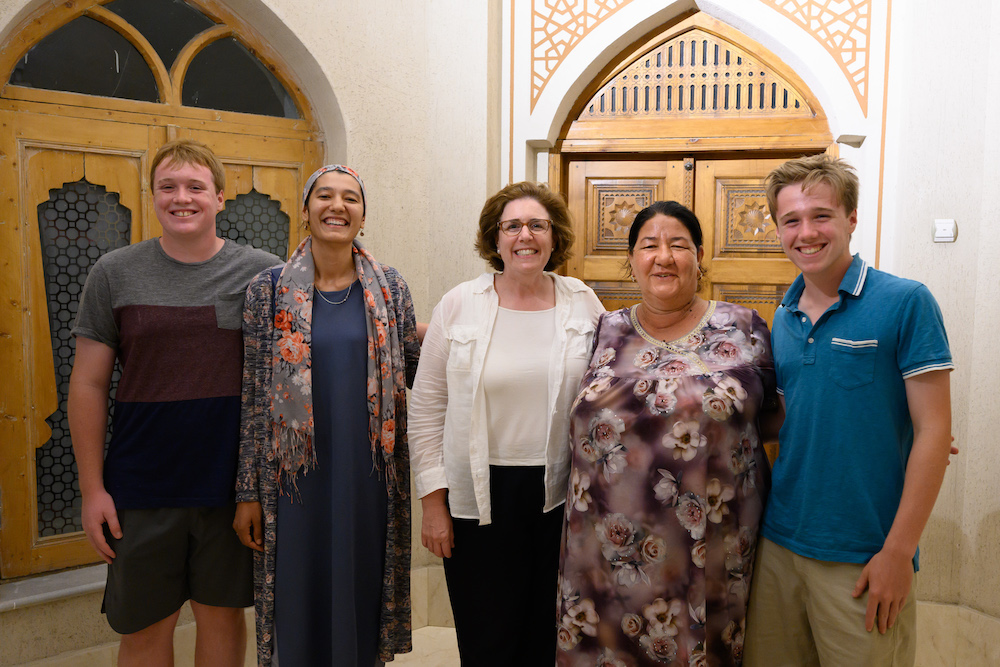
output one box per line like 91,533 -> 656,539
217,189 -> 289,258
36,180 -> 130,537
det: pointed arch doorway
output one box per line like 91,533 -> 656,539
0,0 -> 325,578
551,12 -> 833,324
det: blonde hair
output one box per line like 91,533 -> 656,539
150,139 -> 226,193
766,154 -> 858,221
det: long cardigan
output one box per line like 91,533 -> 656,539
236,263 -> 420,665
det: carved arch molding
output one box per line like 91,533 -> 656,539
528,0 -> 871,115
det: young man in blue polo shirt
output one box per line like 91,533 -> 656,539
744,155 -> 953,666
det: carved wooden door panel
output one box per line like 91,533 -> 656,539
0,116 -> 310,577
564,157 -> 798,325
0,111 -> 148,575
566,159 -> 689,310
693,158 -> 799,326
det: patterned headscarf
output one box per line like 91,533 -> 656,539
301,164 -> 366,213
270,166 -> 404,491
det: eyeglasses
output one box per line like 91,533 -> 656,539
498,218 -> 552,236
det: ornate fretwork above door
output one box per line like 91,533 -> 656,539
527,0 -> 871,116
558,13 -> 831,153
577,27 -> 815,121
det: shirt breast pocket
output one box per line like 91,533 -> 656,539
215,291 -> 246,330
446,326 -> 477,371
565,319 -> 596,360
830,338 -> 877,389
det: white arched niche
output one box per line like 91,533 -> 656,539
506,0 -> 888,261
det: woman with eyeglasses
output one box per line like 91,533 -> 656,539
408,182 -> 604,664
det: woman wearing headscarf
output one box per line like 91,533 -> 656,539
234,165 -> 420,666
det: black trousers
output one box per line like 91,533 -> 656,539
443,465 -> 564,666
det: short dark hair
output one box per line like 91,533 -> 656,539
627,200 -> 703,252
766,154 -> 859,221
474,182 -> 575,272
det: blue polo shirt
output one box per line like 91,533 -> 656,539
761,254 -> 952,568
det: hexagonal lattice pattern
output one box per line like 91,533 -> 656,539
217,189 -> 289,258
36,180 -> 130,537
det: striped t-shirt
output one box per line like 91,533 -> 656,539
73,238 -> 279,509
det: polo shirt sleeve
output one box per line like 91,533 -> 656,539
896,283 -> 953,378
72,259 -> 119,349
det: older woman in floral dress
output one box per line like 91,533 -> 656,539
556,201 -> 778,666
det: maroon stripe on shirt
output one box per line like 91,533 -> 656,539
113,304 -> 244,402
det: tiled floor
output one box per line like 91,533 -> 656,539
394,626 -> 460,666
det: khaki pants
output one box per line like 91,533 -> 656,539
745,537 -> 916,667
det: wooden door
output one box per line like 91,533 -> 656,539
564,157 -> 798,325
0,116 -> 312,577
693,158 -> 799,325
0,111 -> 150,575
0,0 -> 323,579
181,127 -> 318,257
566,159 -> 689,310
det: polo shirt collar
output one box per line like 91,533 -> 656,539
780,253 -> 869,309
838,253 -> 869,297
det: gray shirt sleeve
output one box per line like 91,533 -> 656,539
72,259 -> 119,349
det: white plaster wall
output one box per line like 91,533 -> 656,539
883,0 -> 1000,615
257,0 -> 492,320
2,0 -> 997,638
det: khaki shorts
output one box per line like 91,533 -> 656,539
745,537 -> 916,667
102,505 -> 253,635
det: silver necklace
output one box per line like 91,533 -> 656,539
315,281 -> 353,305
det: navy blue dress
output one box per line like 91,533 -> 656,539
274,282 -> 388,667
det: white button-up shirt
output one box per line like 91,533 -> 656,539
409,272 -> 605,524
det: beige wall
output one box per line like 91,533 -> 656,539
882,0 -> 1000,615
242,0 -> 496,319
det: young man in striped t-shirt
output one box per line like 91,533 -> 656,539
69,140 -> 278,666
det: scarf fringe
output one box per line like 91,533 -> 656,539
274,424 -> 316,498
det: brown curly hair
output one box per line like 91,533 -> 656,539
474,182 -> 575,272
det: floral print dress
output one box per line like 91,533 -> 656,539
557,302 -> 775,667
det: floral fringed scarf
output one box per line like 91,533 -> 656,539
269,234 -> 406,492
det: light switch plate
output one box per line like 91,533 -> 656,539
933,219 -> 957,243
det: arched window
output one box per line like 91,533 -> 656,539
0,0 -> 322,578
